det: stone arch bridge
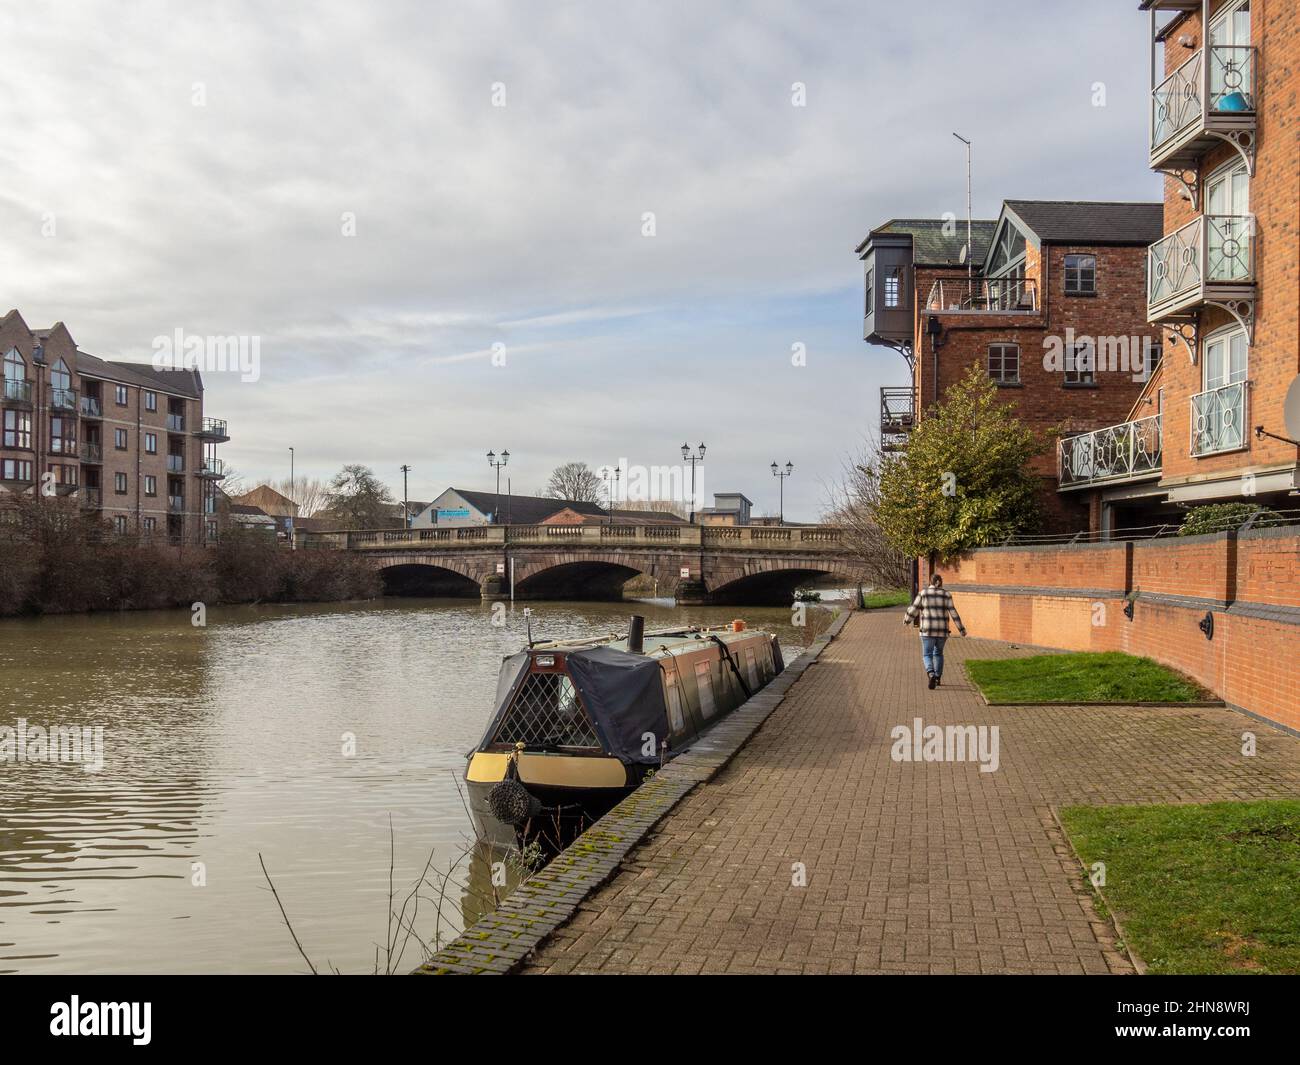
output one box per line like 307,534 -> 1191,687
300,523 -> 867,605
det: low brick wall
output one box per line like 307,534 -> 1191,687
933,528 -> 1300,733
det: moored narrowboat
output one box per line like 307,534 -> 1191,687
465,615 -> 784,848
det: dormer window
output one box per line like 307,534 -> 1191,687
3,348 -> 24,381
51,358 -> 71,391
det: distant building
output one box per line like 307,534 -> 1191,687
231,485 -> 299,540
227,503 -> 277,536
410,488 -> 607,527
697,492 -> 753,526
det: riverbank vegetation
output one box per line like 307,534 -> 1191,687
1061,800 -> 1300,974
860,588 -> 910,609
965,651 -> 1208,704
0,496 -> 380,617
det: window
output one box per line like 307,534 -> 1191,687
114,472 -> 128,494
1144,339 -> 1163,382
1065,341 -> 1096,386
50,416 -> 77,453
144,475 -> 157,497
115,384 -> 128,406
48,463 -> 77,487
145,432 -> 157,454
3,409 -> 31,449
1,459 -> 32,481
3,347 -> 24,382
695,660 -> 717,718
884,267 -> 902,308
987,344 -> 1020,385
206,520 -> 219,542
144,391 -> 157,412
115,428 -> 128,450
664,669 -> 685,733
143,517 -> 156,533
1064,254 -> 1096,295
114,516 -> 127,534
51,358 -> 71,391
863,267 -> 874,315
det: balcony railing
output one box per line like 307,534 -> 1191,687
79,442 -> 103,464
880,386 -> 915,452
1147,214 -> 1254,318
81,487 -> 102,508
3,379 -> 32,404
168,495 -> 186,513
166,413 -> 185,431
197,458 -> 226,478
80,395 -> 102,417
50,388 -> 78,411
1191,381 -> 1247,457
926,277 -> 1038,314
1151,45 -> 1256,164
167,454 -> 185,473
1058,415 -> 1162,490
195,416 -> 229,439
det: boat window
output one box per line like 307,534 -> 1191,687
744,648 -> 759,690
665,670 -> 685,733
494,672 -> 600,749
695,660 -> 717,718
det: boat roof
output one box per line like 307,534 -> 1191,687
530,625 -> 768,660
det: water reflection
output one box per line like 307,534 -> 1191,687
0,596 -> 836,973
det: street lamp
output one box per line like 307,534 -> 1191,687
771,461 -> 794,525
681,442 -> 705,524
400,464 -> 411,527
604,465 -> 621,524
487,449 -> 509,524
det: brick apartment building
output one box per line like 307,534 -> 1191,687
0,309 -> 229,544
858,200 -> 1164,531
1058,0 -> 1299,531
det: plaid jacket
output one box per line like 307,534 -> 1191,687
905,587 -> 965,637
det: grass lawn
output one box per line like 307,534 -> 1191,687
1060,801 -> 1300,974
965,651 -> 1208,703
861,588 -> 910,609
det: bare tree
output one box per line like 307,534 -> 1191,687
268,476 -> 328,517
823,441 -> 911,589
615,498 -> 689,519
542,462 -> 603,503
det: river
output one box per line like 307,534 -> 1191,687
0,596 -> 839,974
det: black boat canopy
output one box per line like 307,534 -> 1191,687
565,647 -> 669,765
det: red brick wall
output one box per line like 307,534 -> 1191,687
935,529 -> 1300,732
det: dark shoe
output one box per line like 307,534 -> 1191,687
934,675 -> 942,686
927,673 -> 937,690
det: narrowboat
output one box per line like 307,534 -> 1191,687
465,615 -> 784,848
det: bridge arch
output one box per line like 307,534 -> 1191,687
376,559 -> 483,598
512,552 -> 650,601
705,560 -> 863,606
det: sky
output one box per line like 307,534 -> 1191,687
0,0 -> 1162,522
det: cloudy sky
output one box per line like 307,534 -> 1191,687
0,0 -> 1160,520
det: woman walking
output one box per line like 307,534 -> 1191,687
904,574 -> 967,689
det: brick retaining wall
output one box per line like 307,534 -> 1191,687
933,528 -> 1300,732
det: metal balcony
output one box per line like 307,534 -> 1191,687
194,416 -> 229,442
81,487 -> 102,508
168,495 -> 186,513
80,442 -> 103,464
880,387 -> 915,452
80,395 -> 102,417
1191,380 -> 1247,457
1147,215 -> 1255,322
167,454 -> 185,473
1058,415 -> 1162,490
2,379 -> 32,405
925,277 -> 1038,315
50,388 -> 78,411
166,413 -> 186,432
197,458 -> 226,479
1151,45 -> 1257,176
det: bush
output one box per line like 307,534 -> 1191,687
1178,502 -> 1276,537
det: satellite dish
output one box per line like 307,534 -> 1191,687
1284,374 -> 1300,440
958,244 -> 968,264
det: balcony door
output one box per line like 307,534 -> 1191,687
1203,326 -> 1247,392
1195,325 -> 1248,455
1205,161 -> 1250,282
1210,1 -> 1253,111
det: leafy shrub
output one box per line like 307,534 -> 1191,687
1178,502 -> 1276,537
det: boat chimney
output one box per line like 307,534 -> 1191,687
627,614 -> 645,654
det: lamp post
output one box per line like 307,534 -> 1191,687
399,464 -> 411,527
604,465 -> 621,524
681,442 -> 705,524
487,449 -> 509,524
288,447 -> 294,505
771,461 -> 793,524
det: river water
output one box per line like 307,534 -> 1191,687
0,596 -> 837,974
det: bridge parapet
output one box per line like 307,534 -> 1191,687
298,523 -> 845,552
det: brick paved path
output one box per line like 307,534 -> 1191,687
521,610 -> 1300,974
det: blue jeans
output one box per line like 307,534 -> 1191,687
921,636 -> 948,679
